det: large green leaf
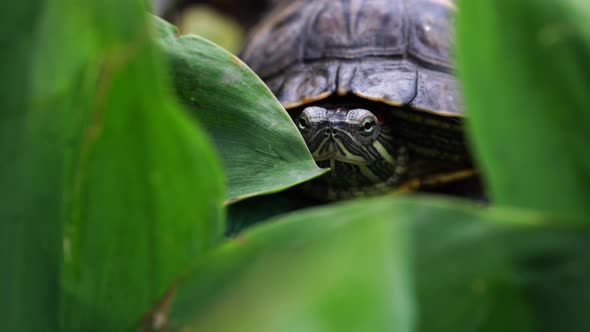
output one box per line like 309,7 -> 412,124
457,0 -> 590,220
409,199 -> 590,332
143,197 -> 415,332
58,3 -> 225,331
1,1 -> 225,331
142,196 -> 590,332
0,1 -> 61,330
155,17 -> 326,204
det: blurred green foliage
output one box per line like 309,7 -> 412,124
3,0 -> 224,331
176,5 -> 245,54
1,0 -> 62,330
1,0 -> 590,331
156,197 -> 590,332
458,0 -> 590,220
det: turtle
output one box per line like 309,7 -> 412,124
241,0 -> 476,200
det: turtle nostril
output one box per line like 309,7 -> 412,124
324,128 -> 331,136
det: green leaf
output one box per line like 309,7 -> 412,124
457,0 -> 590,220
1,1 -> 225,331
153,15 -> 178,40
407,199 -> 590,332
0,1 -> 61,330
60,6 -> 225,332
143,196 -> 590,332
145,198 -> 415,332
155,18 -> 326,204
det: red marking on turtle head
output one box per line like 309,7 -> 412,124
374,110 -> 385,123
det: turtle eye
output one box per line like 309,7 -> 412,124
361,118 -> 376,136
297,116 -> 309,131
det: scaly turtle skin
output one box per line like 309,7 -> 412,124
241,0 -> 473,200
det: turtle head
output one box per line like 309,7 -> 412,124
296,106 -> 383,165
294,105 -> 408,199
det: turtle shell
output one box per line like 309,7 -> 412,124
241,0 -> 460,116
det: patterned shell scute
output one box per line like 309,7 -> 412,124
241,0 -> 461,115
303,0 -> 406,61
265,59 -> 418,109
408,0 -> 455,69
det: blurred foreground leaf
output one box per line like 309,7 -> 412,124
57,4 -> 225,331
144,197 -> 590,332
457,0 -> 590,220
1,0 -> 61,330
2,1 -> 225,331
147,197 -> 414,332
155,17 -> 326,204
411,199 -> 590,332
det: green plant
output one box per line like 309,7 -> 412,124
2,0 -> 589,331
